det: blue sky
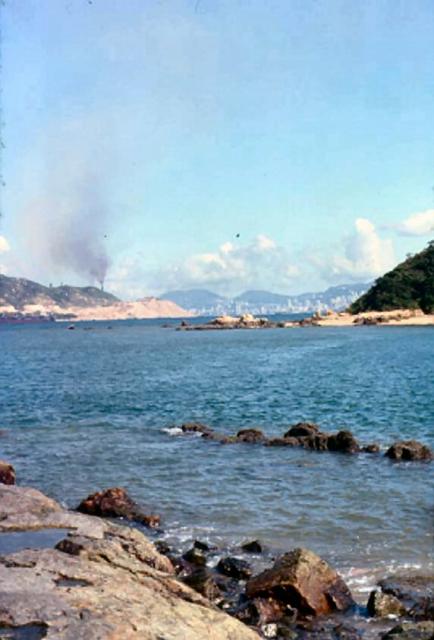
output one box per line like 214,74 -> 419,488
1,0 -> 433,297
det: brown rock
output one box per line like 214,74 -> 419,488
283,423 -> 320,438
367,589 -> 407,617
76,487 -> 160,527
182,568 -> 223,601
265,437 -> 301,447
181,422 -> 213,434
0,461 -> 15,485
362,444 -> 381,454
236,429 -> 265,443
378,575 -> 434,620
327,430 -> 360,454
299,433 -> 330,451
217,556 -> 252,580
246,548 -> 355,618
385,441 -> 433,462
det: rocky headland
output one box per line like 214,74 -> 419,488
1,463 -> 433,639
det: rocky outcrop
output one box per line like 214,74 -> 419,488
0,460 -> 15,485
0,485 -> 259,640
170,422 -> 433,463
385,441 -> 433,462
246,548 -> 355,618
76,487 -> 161,527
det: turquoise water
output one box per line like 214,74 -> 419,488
1,321 -> 433,596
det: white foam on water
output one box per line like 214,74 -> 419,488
161,427 -> 183,436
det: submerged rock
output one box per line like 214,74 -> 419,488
385,441 -> 433,462
76,487 -> 161,527
246,548 -> 355,618
0,460 -> 15,485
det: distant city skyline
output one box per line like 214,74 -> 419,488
1,0 -> 433,298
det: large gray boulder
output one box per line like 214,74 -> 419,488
0,485 -> 259,640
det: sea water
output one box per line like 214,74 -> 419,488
1,320 -> 433,599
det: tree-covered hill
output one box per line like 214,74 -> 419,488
349,241 -> 434,314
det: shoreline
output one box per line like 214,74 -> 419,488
1,480 -> 433,639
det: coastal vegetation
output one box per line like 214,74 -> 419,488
349,241 -> 434,314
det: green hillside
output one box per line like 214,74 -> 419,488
349,241 -> 434,314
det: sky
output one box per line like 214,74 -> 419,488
1,0 -> 434,298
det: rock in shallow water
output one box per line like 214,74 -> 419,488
367,589 -> 407,617
246,548 -> 355,618
76,487 -> 161,527
0,461 -> 15,485
385,441 -> 433,462
217,556 -> 252,580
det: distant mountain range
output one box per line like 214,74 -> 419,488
0,275 -> 119,309
161,283 -> 371,315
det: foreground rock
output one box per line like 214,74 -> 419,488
76,486 -> 161,527
0,485 -> 259,639
377,575 -> 434,620
385,441 -> 433,462
246,548 -> 355,618
0,460 -> 15,485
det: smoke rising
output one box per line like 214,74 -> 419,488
17,113 -> 116,287
22,172 -> 111,288
46,175 -> 110,287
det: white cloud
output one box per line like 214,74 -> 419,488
395,209 -> 434,236
0,235 -> 10,254
322,218 -> 396,282
107,235 -> 300,298
153,235 -> 299,295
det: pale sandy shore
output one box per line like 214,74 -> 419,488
311,309 -> 434,327
0,298 -> 193,321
